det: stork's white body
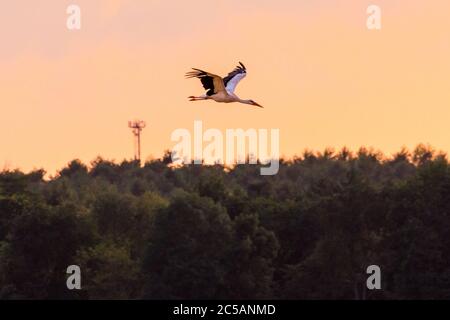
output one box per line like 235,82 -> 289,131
207,91 -> 239,103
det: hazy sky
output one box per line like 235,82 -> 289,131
1,0 -> 449,174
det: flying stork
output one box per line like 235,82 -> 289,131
186,62 -> 263,108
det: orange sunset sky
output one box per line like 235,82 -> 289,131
1,0 -> 449,175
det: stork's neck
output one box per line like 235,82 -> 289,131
237,97 -> 263,108
238,98 -> 253,105
231,92 -> 251,104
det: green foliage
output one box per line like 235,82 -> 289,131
0,145 -> 449,299
143,192 -> 233,299
143,192 -> 278,299
0,200 -> 93,299
76,242 -> 142,299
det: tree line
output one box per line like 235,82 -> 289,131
1,144 -> 449,299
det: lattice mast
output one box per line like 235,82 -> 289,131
128,120 -> 146,163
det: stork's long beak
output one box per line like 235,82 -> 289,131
253,102 -> 264,108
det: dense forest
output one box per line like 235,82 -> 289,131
1,144 -> 449,300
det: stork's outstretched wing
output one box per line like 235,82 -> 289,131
185,69 -> 225,96
223,62 -> 247,93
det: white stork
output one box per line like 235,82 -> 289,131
186,62 -> 263,108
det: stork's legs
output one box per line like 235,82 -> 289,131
188,96 -> 208,101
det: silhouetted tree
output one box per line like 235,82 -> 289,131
0,144 -> 449,300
